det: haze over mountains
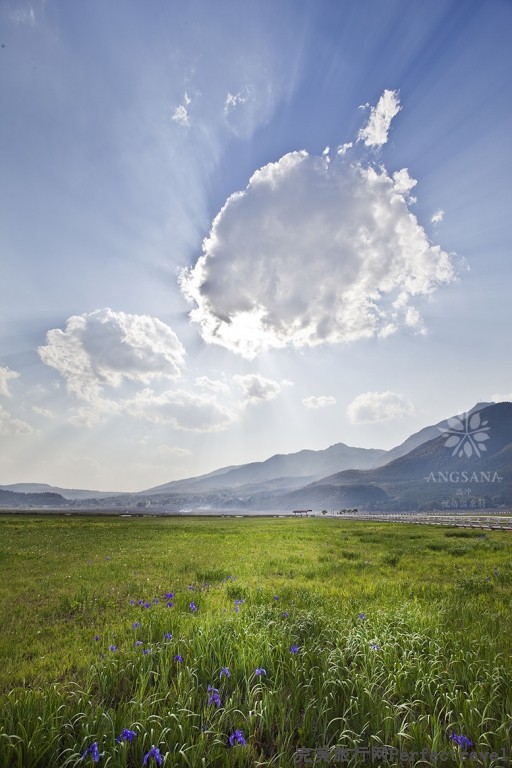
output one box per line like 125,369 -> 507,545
1,402 -> 510,512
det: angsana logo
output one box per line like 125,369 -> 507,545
439,411 -> 490,459
425,471 -> 503,483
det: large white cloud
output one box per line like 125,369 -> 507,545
347,391 -> 415,424
38,309 -> 185,401
0,366 -> 19,398
180,94 -> 455,359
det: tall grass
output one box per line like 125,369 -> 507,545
0,516 -> 511,767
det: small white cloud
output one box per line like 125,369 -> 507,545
171,92 -> 191,126
337,142 -> 353,156
347,391 -> 415,424
158,445 -> 192,456
223,79 -> 276,138
127,388 -> 238,432
302,395 -> 336,409
357,89 -> 401,147
233,373 -> 284,404
38,309 -> 185,401
32,406 -> 54,418
0,366 -> 19,398
224,88 -> 250,113
0,405 -> 33,435
431,210 -> 444,224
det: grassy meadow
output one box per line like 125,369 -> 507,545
0,514 -> 511,767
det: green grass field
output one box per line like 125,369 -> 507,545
1,515 -> 511,767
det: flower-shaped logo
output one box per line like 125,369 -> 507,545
439,411 -> 490,459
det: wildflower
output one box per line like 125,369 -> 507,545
94,635 -> 100,642
220,667 -> 231,678
234,605 -> 240,613
116,728 -> 137,743
290,645 -> 299,654
163,632 -> 172,641
142,648 -> 151,655
143,746 -> 162,766
208,685 -> 221,707
282,611 -> 289,618
255,667 -> 266,676
82,742 -> 100,762
188,585 -> 196,590
132,622 -> 140,629
138,599 -> 144,606
129,599 -> 135,605
165,592 -> 174,599
144,602 -> 151,609
273,595 -> 279,601
229,729 -> 246,747
359,612 -> 366,620
174,654 -> 183,662
135,640 -> 143,647
189,602 -> 197,612
152,598 -> 159,604
370,643 -> 380,650
166,601 -> 174,608
449,732 -> 473,749
109,645 -> 117,652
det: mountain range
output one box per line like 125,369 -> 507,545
1,402 -> 510,512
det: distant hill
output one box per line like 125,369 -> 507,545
383,402 -> 493,463
293,402 -> 512,510
0,489 -> 67,507
3,402 -> 510,513
0,483 -> 124,500
142,443 -> 388,495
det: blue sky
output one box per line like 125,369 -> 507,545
1,0 -> 511,491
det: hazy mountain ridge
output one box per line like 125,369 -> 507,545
141,443 -> 388,495
1,402 -> 510,512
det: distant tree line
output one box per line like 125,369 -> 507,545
0,489 -> 67,507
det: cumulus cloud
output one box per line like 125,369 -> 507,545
431,210 -> 444,224
38,309 -> 185,401
302,395 -> 336,409
0,405 -> 33,435
37,310 -> 292,433
0,366 -> 19,398
126,388 -> 237,432
233,373 -> 284,404
357,89 -> 401,147
180,95 -> 455,359
171,92 -> 191,126
347,391 -> 415,424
